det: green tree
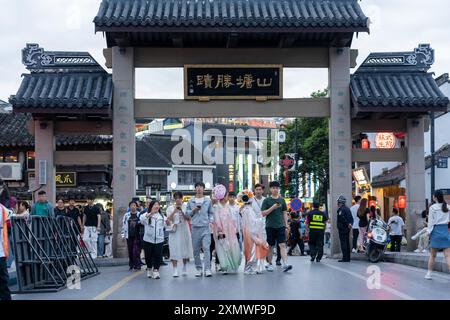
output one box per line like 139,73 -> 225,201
279,89 -> 329,204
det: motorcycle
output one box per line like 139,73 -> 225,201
365,217 -> 388,263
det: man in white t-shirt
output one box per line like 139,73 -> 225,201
388,208 -> 404,252
251,184 -> 266,218
350,196 -> 361,253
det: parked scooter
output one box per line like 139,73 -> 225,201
365,217 -> 388,263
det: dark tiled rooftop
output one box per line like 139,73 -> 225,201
10,73 -> 112,111
0,113 -> 112,148
94,0 -> 369,30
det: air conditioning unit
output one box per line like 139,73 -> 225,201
0,163 -> 22,180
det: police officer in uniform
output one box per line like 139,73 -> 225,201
336,196 -> 353,262
306,202 -> 328,262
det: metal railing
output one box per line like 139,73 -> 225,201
10,215 -> 99,293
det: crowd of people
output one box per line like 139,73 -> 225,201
120,181 -> 328,279
1,176 -> 449,299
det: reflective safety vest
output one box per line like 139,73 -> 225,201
309,213 -> 325,231
1,204 -> 9,258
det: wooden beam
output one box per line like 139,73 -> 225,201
104,47 -> 358,69
54,121 -> 112,135
351,119 -> 407,134
351,149 -> 407,162
134,98 -> 330,118
55,151 -> 112,166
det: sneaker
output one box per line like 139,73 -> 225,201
316,258 -> 321,262
153,271 -> 160,279
276,261 -> 282,266
182,265 -> 187,276
283,264 -> 293,272
265,264 -> 274,272
411,234 -> 418,241
310,257 -> 315,262
195,270 -> 203,277
244,270 -> 257,275
414,249 -> 421,253
352,248 -> 357,253
147,269 -> 153,278
173,269 -> 179,278
422,249 -> 428,253
204,270 -> 212,277
425,271 -> 432,280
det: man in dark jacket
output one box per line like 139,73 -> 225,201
336,195 -> 353,262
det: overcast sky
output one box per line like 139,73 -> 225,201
0,0 -> 449,102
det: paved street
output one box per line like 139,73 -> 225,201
12,256 -> 450,300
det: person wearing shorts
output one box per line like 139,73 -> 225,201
261,181 -> 292,272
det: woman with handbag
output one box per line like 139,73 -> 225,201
166,191 -> 193,277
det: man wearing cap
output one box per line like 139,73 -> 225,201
306,202 -> 328,262
336,196 -> 353,262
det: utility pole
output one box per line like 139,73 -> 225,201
430,111 -> 435,200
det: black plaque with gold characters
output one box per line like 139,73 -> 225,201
55,172 -> 77,187
184,64 -> 282,100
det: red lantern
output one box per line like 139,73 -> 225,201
398,196 -> 406,209
362,138 -> 370,149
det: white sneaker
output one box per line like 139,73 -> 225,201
414,249 -> 421,253
265,264 -> 274,272
153,271 -> 160,279
422,249 -> 428,253
204,270 -> 212,277
195,270 -> 203,277
182,265 -> 187,276
425,271 -> 432,280
352,248 -> 357,253
411,234 -> 418,241
147,269 -> 153,278
173,269 -> 179,278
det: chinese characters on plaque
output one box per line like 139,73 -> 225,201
185,65 -> 282,100
375,133 -> 397,149
55,172 -> 76,187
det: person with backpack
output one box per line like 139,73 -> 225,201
140,200 -> 167,279
122,201 -> 142,270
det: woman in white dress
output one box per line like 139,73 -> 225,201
166,191 -> 193,277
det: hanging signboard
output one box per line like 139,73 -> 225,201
375,132 -> 397,149
352,167 -> 370,186
184,64 -> 282,100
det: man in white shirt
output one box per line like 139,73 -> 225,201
388,208 -> 405,252
251,184 -> 266,218
350,196 -> 361,253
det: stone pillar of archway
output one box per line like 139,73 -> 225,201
112,47 -> 136,258
34,120 -> 56,204
405,118 -> 426,251
328,47 -> 353,257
